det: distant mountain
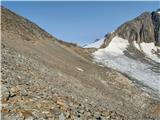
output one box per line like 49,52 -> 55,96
84,38 -> 105,48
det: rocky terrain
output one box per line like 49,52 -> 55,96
1,6 -> 160,120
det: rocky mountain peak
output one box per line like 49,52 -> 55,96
101,10 -> 160,48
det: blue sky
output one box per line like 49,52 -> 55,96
2,1 -> 159,46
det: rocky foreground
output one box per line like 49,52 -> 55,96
2,44 -> 160,120
1,46 -> 126,120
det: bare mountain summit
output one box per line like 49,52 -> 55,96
1,7 -> 160,120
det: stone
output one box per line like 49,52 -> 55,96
2,86 -> 10,101
96,117 -> 102,120
17,109 -> 34,120
59,112 -> 65,120
20,88 -> 28,96
25,116 -> 34,120
56,100 -> 65,106
10,86 -> 19,97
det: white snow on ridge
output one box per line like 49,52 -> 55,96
84,38 -> 105,48
97,36 -> 128,55
134,41 -> 160,63
93,36 -> 160,97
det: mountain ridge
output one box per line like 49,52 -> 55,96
100,10 -> 160,48
92,9 -> 160,102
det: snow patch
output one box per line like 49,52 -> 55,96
133,41 -> 160,63
76,67 -> 84,72
84,38 -> 105,48
93,36 -> 160,97
97,36 -> 128,55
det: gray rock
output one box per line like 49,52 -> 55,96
59,112 -> 65,120
20,87 -> 28,96
2,86 -> 10,101
25,116 -> 35,120
2,114 -> 23,120
10,86 -> 18,97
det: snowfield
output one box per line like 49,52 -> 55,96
93,36 -> 160,97
84,38 -> 105,48
133,41 -> 160,63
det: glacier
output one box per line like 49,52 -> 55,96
93,36 -> 160,98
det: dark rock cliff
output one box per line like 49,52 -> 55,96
101,10 -> 160,48
152,10 -> 160,46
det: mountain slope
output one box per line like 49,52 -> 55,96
92,10 -> 160,100
93,36 -> 160,95
84,38 -> 105,48
1,7 -> 160,120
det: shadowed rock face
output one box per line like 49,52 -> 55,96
101,10 -> 160,48
152,11 -> 160,46
117,12 -> 155,43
